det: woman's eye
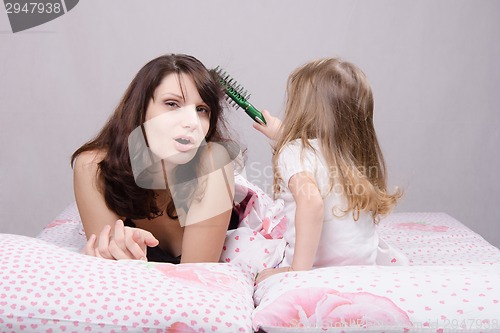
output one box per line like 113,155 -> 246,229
197,106 -> 210,115
164,101 -> 179,108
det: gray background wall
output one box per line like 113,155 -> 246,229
1,1 -> 499,248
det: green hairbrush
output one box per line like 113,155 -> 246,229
215,66 -> 266,125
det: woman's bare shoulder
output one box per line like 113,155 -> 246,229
204,142 -> 237,167
73,150 -> 107,177
74,150 -> 106,168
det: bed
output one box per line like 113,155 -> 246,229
1,177 -> 499,332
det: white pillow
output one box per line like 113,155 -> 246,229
0,233 -> 255,332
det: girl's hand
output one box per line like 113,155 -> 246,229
255,266 -> 292,285
253,109 -> 282,141
82,220 -> 159,260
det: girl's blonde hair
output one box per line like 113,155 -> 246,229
273,58 -> 401,222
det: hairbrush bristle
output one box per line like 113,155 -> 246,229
214,66 -> 266,125
214,66 -> 251,110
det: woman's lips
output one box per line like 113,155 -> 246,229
174,136 -> 196,152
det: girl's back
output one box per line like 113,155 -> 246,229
277,139 -> 379,268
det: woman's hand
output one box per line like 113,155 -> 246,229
82,219 -> 159,260
253,109 -> 282,141
255,266 -> 292,285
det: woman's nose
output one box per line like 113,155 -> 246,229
181,105 -> 199,128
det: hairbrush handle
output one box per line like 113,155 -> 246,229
245,104 -> 266,126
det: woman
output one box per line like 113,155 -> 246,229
72,54 -> 239,263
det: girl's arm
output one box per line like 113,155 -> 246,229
74,151 -> 158,260
180,144 -> 235,263
256,171 -> 323,284
288,171 -> 324,271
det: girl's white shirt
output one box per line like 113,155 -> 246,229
277,139 -> 379,268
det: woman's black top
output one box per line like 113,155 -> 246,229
124,205 -> 241,264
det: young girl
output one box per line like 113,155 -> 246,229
73,54 -> 239,263
254,57 -> 402,283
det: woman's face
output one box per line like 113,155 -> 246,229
143,73 -> 211,166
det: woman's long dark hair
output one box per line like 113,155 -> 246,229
71,54 -> 228,219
